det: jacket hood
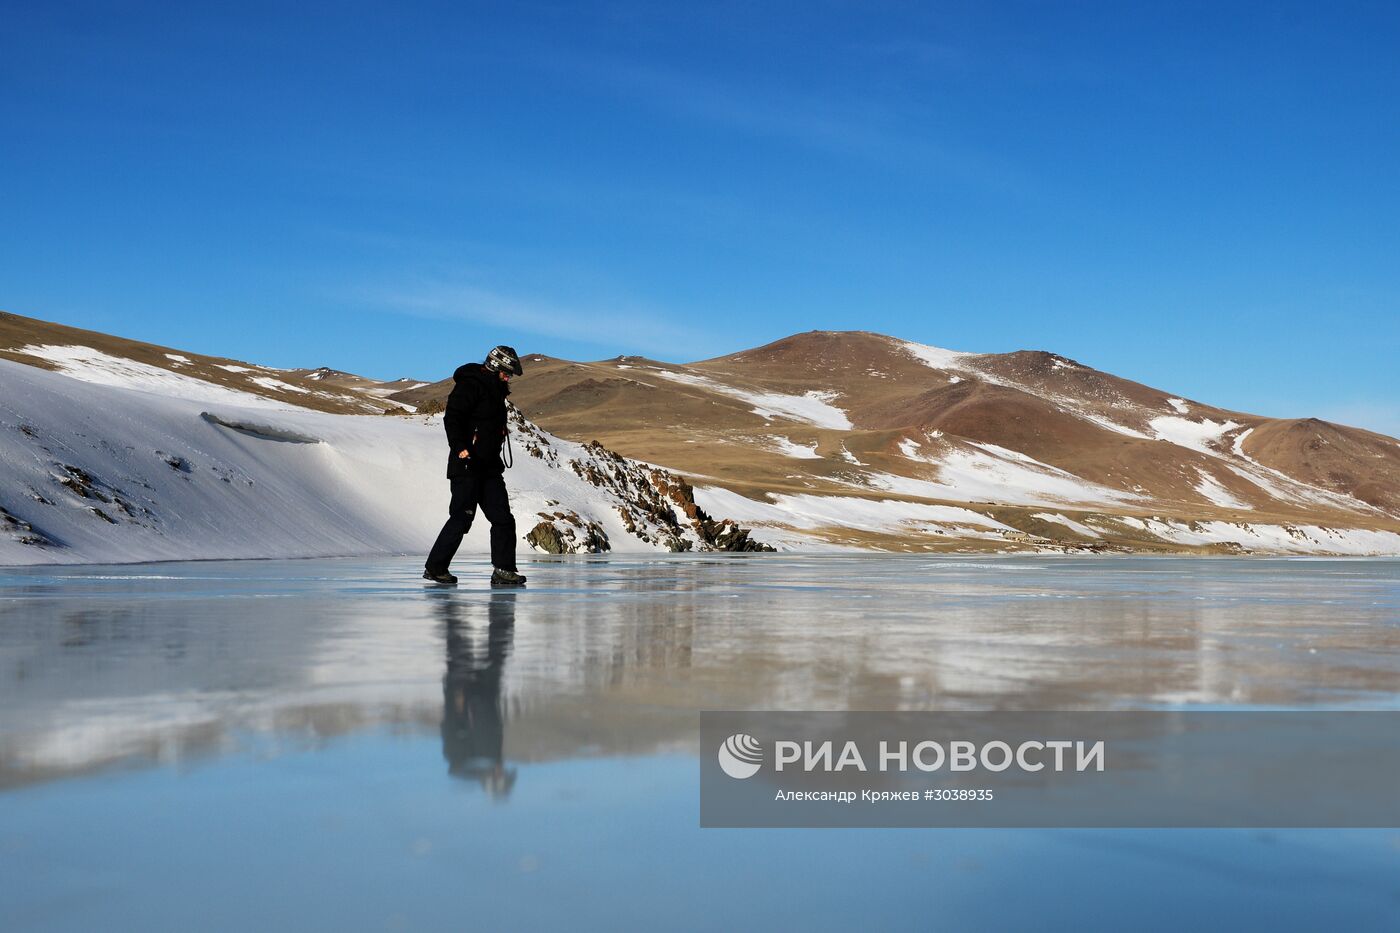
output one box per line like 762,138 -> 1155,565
453,362 -> 486,382
453,361 -> 509,394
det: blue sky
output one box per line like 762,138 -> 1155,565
3,1 -> 1397,433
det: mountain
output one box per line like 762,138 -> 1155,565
390,330 -> 1400,555
3,312 -> 1397,558
0,314 -> 769,566
0,311 -> 411,415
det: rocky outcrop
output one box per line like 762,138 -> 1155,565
569,441 -> 692,550
508,405 -> 560,466
646,467 -> 773,552
500,404 -> 772,553
527,510 -> 610,554
569,440 -> 773,552
0,504 -> 52,548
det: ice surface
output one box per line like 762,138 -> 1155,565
6,555 -> 1398,777
1,556 -> 1398,930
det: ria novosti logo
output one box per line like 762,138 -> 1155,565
717,733 -> 763,779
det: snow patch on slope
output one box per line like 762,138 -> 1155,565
1150,415 -> 1240,453
250,376 -> 311,395
1131,517 -> 1400,555
652,370 -> 853,429
1031,513 -> 1101,538
770,436 -> 822,459
875,439 -> 1141,508
15,345 -> 294,410
902,339 -> 1156,440
1194,469 -> 1251,510
900,340 -> 971,371
1075,411 -> 1151,439
694,486 -> 1014,540
1220,427 -> 1383,515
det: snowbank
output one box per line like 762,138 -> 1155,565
0,360 -> 710,565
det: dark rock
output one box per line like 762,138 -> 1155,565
58,465 -> 111,501
526,513 -> 610,554
567,439 -> 773,552
526,521 -> 566,553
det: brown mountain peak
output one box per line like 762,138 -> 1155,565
696,329 -> 897,364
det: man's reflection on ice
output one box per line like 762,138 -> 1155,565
436,590 -> 517,799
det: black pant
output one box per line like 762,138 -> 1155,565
426,471 -> 517,572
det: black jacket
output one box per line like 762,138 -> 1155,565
443,363 -> 510,477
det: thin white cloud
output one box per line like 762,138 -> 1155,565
366,280 -> 717,359
526,52 -> 1033,197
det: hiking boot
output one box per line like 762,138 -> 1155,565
423,568 -> 458,585
490,568 -> 527,587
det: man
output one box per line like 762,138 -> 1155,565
423,345 -> 527,587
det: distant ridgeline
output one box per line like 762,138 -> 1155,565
2,312 -> 1398,558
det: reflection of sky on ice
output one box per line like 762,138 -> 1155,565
3,555 -> 1400,929
8,747 -> 1400,931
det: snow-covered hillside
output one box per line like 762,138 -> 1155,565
5,316 -> 1399,560
0,359 -> 768,566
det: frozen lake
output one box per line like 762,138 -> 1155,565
3,555 -> 1399,930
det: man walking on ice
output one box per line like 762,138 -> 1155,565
424,345 -> 527,587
